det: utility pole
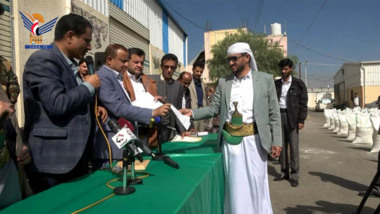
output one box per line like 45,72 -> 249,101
304,60 -> 309,87
298,62 -> 302,79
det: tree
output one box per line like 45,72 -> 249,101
207,29 -> 298,81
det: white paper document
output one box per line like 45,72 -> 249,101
131,92 -> 190,130
131,92 -> 162,109
170,105 -> 191,130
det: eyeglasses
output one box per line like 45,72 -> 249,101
226,55 -> 245,63
163,65 -> 177,70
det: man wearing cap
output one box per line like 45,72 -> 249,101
180,42 -> 282,214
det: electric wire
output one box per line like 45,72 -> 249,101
254,0 -> 263,31
296,0 -> 327,44
290,38 -> 354,62
161,0 -> 208,30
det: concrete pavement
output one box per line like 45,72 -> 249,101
269,111 -> 379,213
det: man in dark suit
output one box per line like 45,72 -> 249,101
96,44 -> 170,163
23,14 -> 104,193
177,71 -> 192,110
274,58 -> 308,187
151,54 -> 187,142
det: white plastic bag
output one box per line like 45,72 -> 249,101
352,113 -> 373,144
337,111 -> 348,136
323,109 -> 332,128
370,112 -> 380,152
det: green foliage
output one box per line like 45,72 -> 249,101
207,29 -> 298,81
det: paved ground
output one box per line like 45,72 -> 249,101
269,111 -> 379,214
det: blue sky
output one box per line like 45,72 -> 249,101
163,0 -> 380,88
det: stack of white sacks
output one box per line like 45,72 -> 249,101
323,107 -> 380,152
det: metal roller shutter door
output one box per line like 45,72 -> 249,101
0,0 -> 12,62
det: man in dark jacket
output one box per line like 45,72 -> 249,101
274,58 -> 308,187
151,54 -> 187,142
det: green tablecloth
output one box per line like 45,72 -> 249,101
1,134 -> 224,214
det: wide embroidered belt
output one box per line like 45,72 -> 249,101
225,122 -> 255,137
222,122 -> 258,145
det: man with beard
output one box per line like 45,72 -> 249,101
189,61 -> 207,132
96,45 -> 170,164
273,58 -> 308,187
180,42 -> 282,213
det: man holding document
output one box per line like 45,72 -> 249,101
151,54 -> 190,143
96,44 -> 170,164
180,42 -> 282,214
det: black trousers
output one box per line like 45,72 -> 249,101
279,111 -> 300,180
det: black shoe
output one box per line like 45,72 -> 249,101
273,175 -> 289,181
290,179 -> 299,187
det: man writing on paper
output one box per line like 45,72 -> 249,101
96,44 -> 170,166
180,42 -> 282,214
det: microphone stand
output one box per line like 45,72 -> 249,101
127,153 -> 143,185
113,149 -> 135,195
151,122 -> 180,169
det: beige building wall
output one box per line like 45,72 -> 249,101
266,35 -> 288,57
203,28 -> 246,83
334,61 -> 380,108
13,0 -> 69,126
363,85 -> 380,105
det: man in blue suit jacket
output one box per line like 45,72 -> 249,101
23,14 -> 103,193
96,44 -> 170,164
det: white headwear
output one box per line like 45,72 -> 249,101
227,42 -> 258,71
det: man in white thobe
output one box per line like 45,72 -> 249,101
180,42 -> 282,214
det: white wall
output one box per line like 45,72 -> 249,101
363,63 -> 380,86
80,0 -> 109,17
146,0 -> 163,51
168,17 -> 185,65
124,0 -> 148,28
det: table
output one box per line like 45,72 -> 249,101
1,134 -> 224,214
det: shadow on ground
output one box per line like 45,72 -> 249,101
309,171 -> 367,191
283,200 -> 375,214
345,146 -> 371,152
268,164 -> 280,177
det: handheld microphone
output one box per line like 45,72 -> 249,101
163,156 -> 180,169
108,118 -> 143,162
85,55 -> 94,75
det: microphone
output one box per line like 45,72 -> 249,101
118,118 -> 134,133
107,118 -> 143,162
153,116 -> 176,131
117,119 -> 153,157
85,55 -> 94,75
163,156 -> 180,169
115,118 -> 180,169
